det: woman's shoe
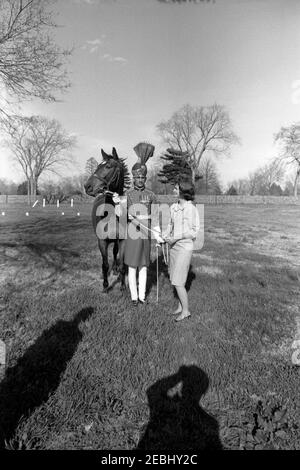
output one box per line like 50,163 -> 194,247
139,299 -> 149,305
175,311 -> 191,322
132,300 -> 139,307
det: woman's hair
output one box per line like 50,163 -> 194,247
178,180 -> 195,201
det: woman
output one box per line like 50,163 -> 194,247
162,181 -> 200,322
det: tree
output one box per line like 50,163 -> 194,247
158,148 -> 195,186
3,115 -> 76,199
147,160 -> 171,194
0,177 -> 18,194
40,175 -> 85,204
227,178 -> 250,195
258,159 -> 285,195
0,0 -> 71,118
17,180 -> 28,195
198,156 -> 221,194
227,185 -> 238,196
58,176 -> 85,197
245,160 -> 284,196
157,103 -> 239,182
275,124 -> 300,197
269,183 -> 283,196
282,178 -> 294,196
85,157 -> 98,177
39,179 -> 57,204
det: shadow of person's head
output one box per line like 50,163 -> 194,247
70,307 -> 93,327
137,365 -> 222,451
179,365 -> 209,404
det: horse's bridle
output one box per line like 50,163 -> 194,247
95,163 -> 121,196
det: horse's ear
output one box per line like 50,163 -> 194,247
101,149 -> 110,160
112,147 -> 119,160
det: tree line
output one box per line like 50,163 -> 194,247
1,108 -> 299,198
0,1 -> 299,199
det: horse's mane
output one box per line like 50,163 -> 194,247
118,157 -> 131,191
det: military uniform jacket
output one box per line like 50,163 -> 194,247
124,188 -> 159,268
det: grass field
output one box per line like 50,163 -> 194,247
0,203 -> 299,450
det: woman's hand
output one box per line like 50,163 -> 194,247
112,193 -> 120,204
164,236 -> 177,246
155,235 -> 165,244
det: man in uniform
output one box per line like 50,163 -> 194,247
123,142 -> 163,305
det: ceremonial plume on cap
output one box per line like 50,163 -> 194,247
132,142 -> 155,177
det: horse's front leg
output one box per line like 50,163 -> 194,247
118,239 -> 126,292
112,240 -> 119,275
98,240 -> 109,291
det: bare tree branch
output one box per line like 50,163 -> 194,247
157,103 -> 240,180
0,0 -> 71,118
274,123 -> 300,197
2,114 -> 77,197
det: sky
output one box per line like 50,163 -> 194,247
1,0 -> 300,188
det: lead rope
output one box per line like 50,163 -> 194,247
161,243 -> 169,266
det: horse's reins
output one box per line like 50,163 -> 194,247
95,163 -> 120,195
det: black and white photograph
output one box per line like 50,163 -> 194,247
0,0 -> 299,453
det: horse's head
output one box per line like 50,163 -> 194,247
84,147 -> 130,197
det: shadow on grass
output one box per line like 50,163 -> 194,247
0,307 -> 93,449
137,365 -> 223,451
146,252 -> 196,300
146,253 -> 169,297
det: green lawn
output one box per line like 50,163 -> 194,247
0,203 -> 299,450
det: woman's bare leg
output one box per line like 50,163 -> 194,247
174,286 -> 190,321
173,302 -> 182,315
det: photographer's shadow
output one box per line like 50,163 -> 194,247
0,307 -> 93,449
137,365 -> 223,451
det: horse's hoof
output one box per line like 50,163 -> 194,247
103,285 -> 109,293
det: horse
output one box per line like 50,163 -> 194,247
84,147 -> 130,292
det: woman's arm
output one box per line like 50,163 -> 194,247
182,204 -> 200,240
162,204 -> 174,240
